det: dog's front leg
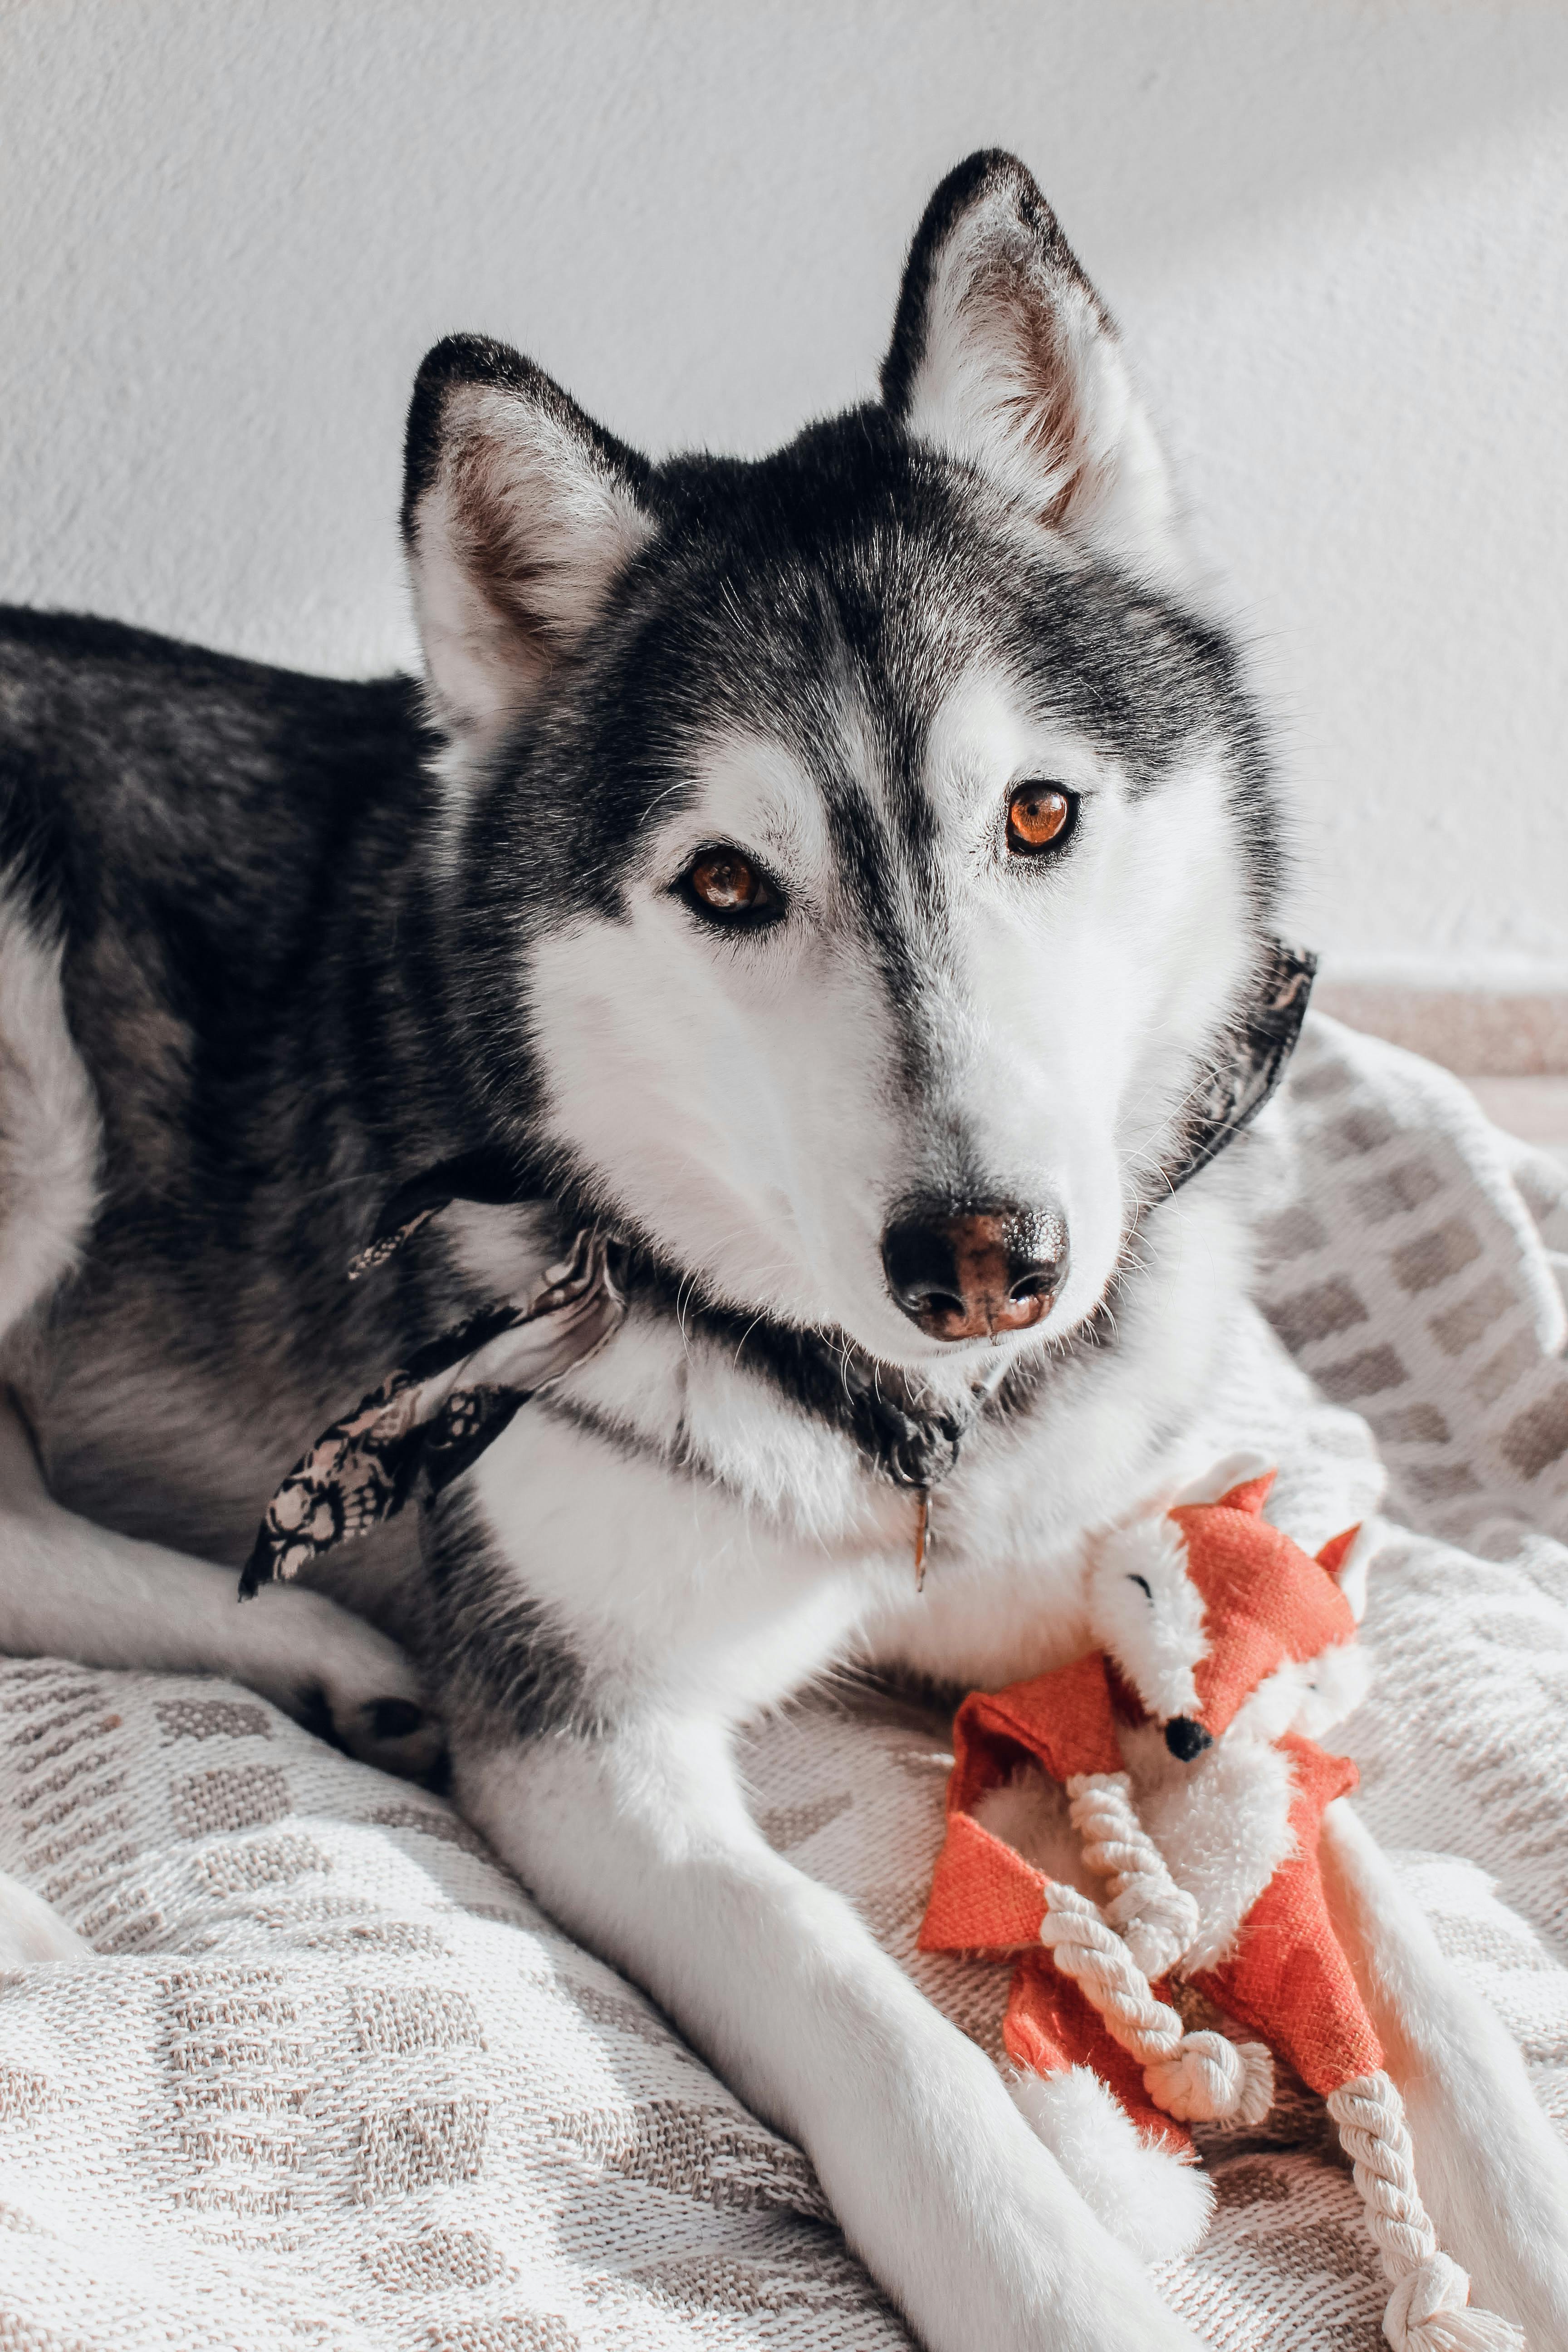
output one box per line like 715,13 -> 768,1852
458,1712 -> 1202,2352
0,1393 -> 439,1775
1322,1797 -> 1568,2345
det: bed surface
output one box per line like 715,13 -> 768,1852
4,1013 -> 1568,2350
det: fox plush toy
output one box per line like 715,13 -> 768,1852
918,1457 -> 1522,2352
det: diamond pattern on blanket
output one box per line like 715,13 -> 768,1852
354,2096 -> 489,2200
352,1983 -> 486,2053
549,2099 -> 828,2218
360,2224 -> 513,2292
1264,1275 -> 1369,1351
437,2318 -> 579,2351
1502,1386 -> 1568,1480
155,1697 -> 272,1743
170,1764 -> 290,1841
3,1012 -> 1568,2347
0,1667 -> 902,2348
1251,1015 -> 1568,1551
195,1831 -> 333,1894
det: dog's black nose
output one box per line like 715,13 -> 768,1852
882,1197 -> 1069,1342
1164,1716 -> 1213,1762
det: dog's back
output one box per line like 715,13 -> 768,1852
0,608 -> 457,1559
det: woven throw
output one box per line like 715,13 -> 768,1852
3,1010 -> 1568,2350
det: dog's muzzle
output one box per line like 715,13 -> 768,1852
881,1197 -> 1069,1343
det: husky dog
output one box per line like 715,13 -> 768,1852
2,153 -> 1566,2347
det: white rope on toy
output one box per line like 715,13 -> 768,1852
1327,2073 -> 1524,2350
1039,1879 -> 1273,2126
1065,1770 -> 1200,1979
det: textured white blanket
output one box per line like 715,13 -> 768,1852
3,1012 -> 1568,2351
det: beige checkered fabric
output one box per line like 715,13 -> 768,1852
3,1011 -> 1568,2349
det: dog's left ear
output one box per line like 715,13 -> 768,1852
881,151 -> 1179,578
402,334 -> 654,745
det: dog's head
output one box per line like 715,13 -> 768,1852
404,151 -> 1288,1373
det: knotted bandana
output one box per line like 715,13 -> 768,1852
240,1227 -> 623,1597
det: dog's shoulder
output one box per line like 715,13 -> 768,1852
0,605 -> 429,907
0,610 -> 471,1554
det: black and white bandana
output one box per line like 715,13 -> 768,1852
240,1228 -> 623,1597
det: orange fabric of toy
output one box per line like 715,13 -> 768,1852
919,1651 -> 1122,1955
1173,1475 -> 1358,1740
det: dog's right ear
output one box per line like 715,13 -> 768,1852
402,335 -> 654,745
881,152 -> 1179,577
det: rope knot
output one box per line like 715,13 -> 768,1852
1143,2029 -> 1274,2127
1038,1886 -> 1271,2122
1382,2252 -> 1524,2351
1327,2078 -> 1525,2351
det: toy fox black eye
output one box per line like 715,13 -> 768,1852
1007,782 -> 1078,856
1128,1573 -> 1152,1598
679,847 -> 783,928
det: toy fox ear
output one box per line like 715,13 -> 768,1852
1317,1520 -> 1378,1622
1217,1470 -> 1277,1516
1171,1451 -> 1275,1511
1316,1527 -> 1358,1578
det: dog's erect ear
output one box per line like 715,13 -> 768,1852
881,152 -> 1178,575
402,335 -> 654,744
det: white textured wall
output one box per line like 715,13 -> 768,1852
4,0 -> 1567,982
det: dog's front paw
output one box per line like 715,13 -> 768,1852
824,2048 -> 1210,2352
234,1588 -> 446,1783
1010,2064 -> 1213,2262
294,1672 -> 447,1785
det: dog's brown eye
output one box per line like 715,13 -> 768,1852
691,852 -> 760,910
1007,783 -> 1077,855
682,848 -> 781,925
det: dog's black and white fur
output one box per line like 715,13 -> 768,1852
3,154 -> 1567,2347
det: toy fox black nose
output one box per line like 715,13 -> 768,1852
1164,1716 -> 1213,1762
882,1198 -> 1069,1342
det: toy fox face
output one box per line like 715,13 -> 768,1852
1086,1453 -> 1374,1758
